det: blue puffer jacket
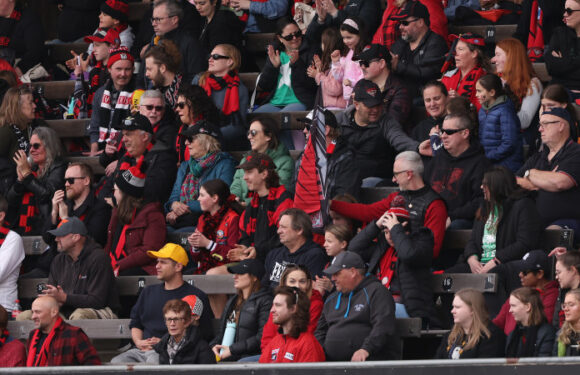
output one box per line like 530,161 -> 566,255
478,95 -> 523,173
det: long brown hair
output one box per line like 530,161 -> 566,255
558,289 -> 580,345
510,287 -> 546,327
233,275 -> 261,323
495,38 -> 539,101
117,191 -> 143,226
320,27 -> 343,73
0,86 -> 33,130
447,289 -> 491,351
477,166 -> 519,225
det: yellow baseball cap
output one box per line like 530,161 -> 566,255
147,243 -> 189,266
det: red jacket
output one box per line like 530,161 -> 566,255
26,322 -> 101,366
261,290 -> 323,351
330,191 -> 447,258
259,331 -> 325,363
441,66 -> 486,111
192,208 -> 240,273
372,0 -> 449,48
0,336 -> 26,367
493,280 -> 559,335
104,202 -> 166,275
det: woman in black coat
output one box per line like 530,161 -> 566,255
210,259 -> 272,361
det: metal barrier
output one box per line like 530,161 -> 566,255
4,357 -> 580,374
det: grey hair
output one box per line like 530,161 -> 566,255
141,89 -> 165,104
32,127 -> 63,177
154,0 -> 184,20
395,151 -> 424,175
444,113 -> 474,135
139,130 -> 153,143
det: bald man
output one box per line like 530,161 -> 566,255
26,296 -> 101,366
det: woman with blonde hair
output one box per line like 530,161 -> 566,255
555,288 -> 580,356
436,288 -> 505,359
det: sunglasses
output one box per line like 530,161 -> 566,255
399,18 -> 420,26
30,143 -> 42,150
280,30 -> 302,41
358,59 -> 379,68
176,102 -> 188,109
520,269 -> 536,276
247,129 -> 260,137
184,135 -> 195,143
65,177 -> 85,185
440,128 -> 465,135
209,54 -> 229,60
141,104 -> 163,112
564,8 -> 580,15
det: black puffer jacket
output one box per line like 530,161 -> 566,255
210,288 -> 273,361
349,220 -> 434,321
545,26 -> 580,90
155,325 -> 216,364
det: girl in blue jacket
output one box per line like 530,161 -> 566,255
476,74 -> 523,173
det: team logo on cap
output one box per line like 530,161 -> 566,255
120,53 -> 127,59
366,87 -> 378,97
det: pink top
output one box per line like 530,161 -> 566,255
330,49 -> 364,100
315,70 -> 348,109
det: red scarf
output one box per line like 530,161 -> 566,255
0,328 -> 8,348
0,225 -> 9,246
201,71 -> 240,115
0,8 -> 21,47
18,171 -> 39,234
201,198 -> 234,241
376,247 -> 397,289
110,223 -> 129,272
26,317 -> 64,367
119,143 -> 153,171
527,0 -> 544,62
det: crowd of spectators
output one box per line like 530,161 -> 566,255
0,0 -> 579,367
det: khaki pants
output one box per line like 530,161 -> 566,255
16,307 -> 117,321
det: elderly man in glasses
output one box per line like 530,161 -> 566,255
138,90 -> 178,149
423,113 -> 490,230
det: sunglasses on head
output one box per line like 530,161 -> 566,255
247,129 -> 260,137
30,143 -> 42,150
65,176 -> 85,185
280,30 -> 302,41
440,128 -> 465,135
209,53 -> 229,60
564,7 -> 580,15
176,102 -> 187,109
141,104 -> 163,112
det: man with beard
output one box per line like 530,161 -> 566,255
143,40 -> 182,109
390,1 -> 448,98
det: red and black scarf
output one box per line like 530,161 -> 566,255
17,171 -> 39,234
26,317 -> 64,367
118,142 -> 153,171
0,328 -> 9,349
376,247 -> 397,289
163,74 -> 182,110
97,79 -> 133,143
0,8 -> 21,48
201,200 -> 232,242
201,71 -> 240,116
0,225 -> 9,246
527,0 -> 544,62
109,208 -> 137,272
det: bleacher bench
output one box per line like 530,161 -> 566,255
448,24 -> 516,42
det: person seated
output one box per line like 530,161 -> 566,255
441,33 -> 490,111
111,243 -> 213,364
504,287 -> 555,357
230,152 -> 293,262
315,251 -> 400,361
165,122 -> 235,232
186,179 -> 243,275
174,85 -> 223,163
493,250 -> 559,335
435,289 -> 506,359
154,298 -> 216,364
372,0 -> 448,49
448,166 -> 541,299
475,74 -> 523,173
308,0 -> 381,42
356,44 -> 412,129
262,208 -> 327,290
104,161 -> 166,276
211,259 -> 272,361
516,108 -> 580,243
0,305 -> 25,367
411,81 -> 448,142
445,0 -> 480,21
54,0 -> 101,43
313,224 -> 351,296
193,44 -> 250,151
99,113 -> 178,204
390,1 -> 448,98
254,19 -> 317,118
6,127 -> 66,236
424,114 -> 490,231
26,296 -> 101,366
453,0 -> 522,25
230,0 -> 290,33
88,46 -> 135,156
545,3 -> 580,103
138,89 -> 178,150
540,84 -> 579,144
231,117 -> 293,204
552,251 -> 580,330
0,86 -> 44,195
260,286 -> 326,362
554,288 -> 580,356
306,27 -> 348,109
17,217 -> 119,321
513,0 -> 564,62
143,40 -> 183,108
0,196 -> 24,315
261,265 -> 324,353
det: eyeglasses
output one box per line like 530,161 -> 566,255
562,302 -> 578,310
176,102 -> 188,109
184,135 -> 196,143
564,8 -> 580,15
247,129 -> 260,137
280,30 -> 302,41
539,120 -> 561,128
359,59 -> 380,68
209,54 -> 229,60
151,15 -> 175,24
141,104 -> 164,112
30,143 -> 42,150
164,317 -> 186,323
65,177 -> 86,185
399,18 -> 420,26
440,128 -> 466,135
393,170 -> 409,176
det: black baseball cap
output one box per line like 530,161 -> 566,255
119,113 -> 153,134
227,259 -> 265,280
354,44 -> 391,64
179,120 -> 221,140
353,79 -> 384,107
390,1 -> 430,26
512,250 -> 550,273
298,109 -> 338,129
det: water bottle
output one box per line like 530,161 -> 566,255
220,320 -> 237,357
11,300 -> 21,319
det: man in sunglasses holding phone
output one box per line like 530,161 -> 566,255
423,113 -> 490,230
